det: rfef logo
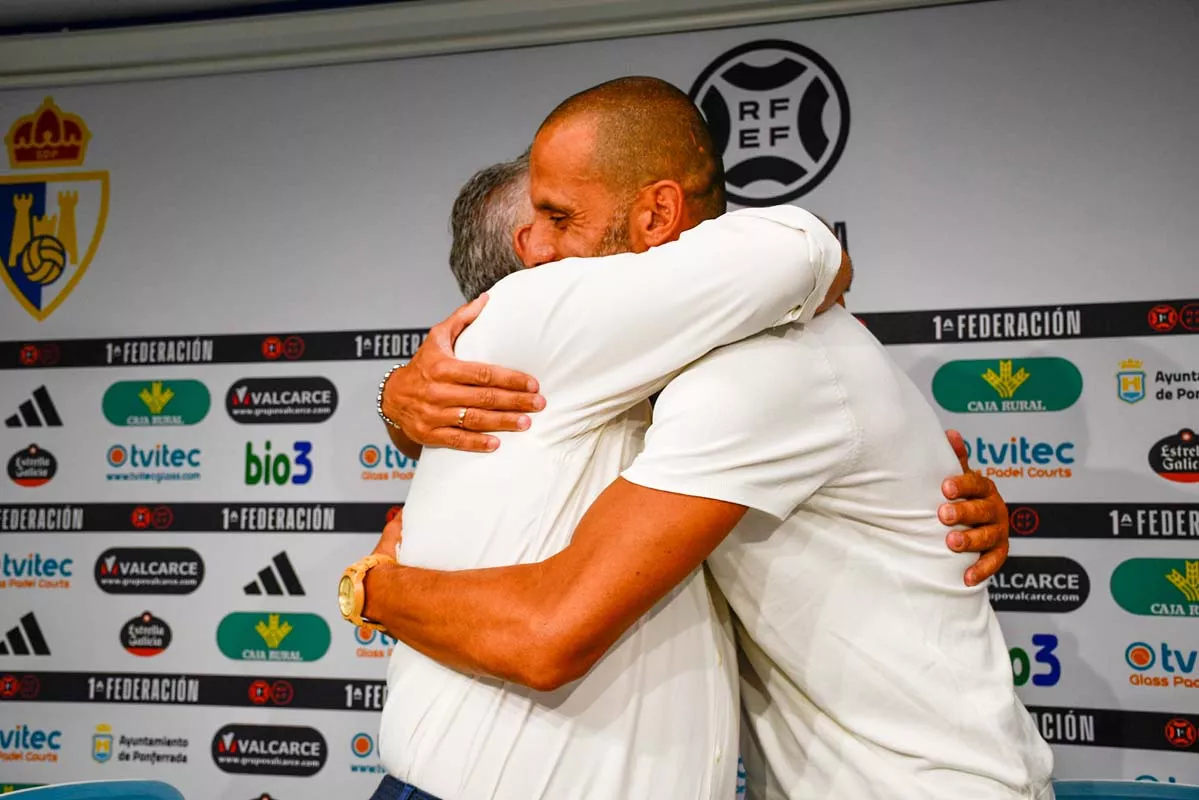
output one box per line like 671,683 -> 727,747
962,436 -> 1075,480
1010,634 -> 1061,687
120,611 -> 171,657
359,443 -> 417,482
102,380 -> 210,426
1148,429 -> 1199,483
0,724 -> 62,763
216,613 -> 330,662
226,378 -> 337,424
6,445 -> 56,487
1111,559 -> 1199,618
0,552 -> 71,590
689,40 -> 849,206
932,358 -> 1082,413
244,441 -> 313,486
1125,641 -> 1198,689
211,724 -> 326,776
988,556 -> 1089,612
2,97 -> 108,321
94,548 -> 204,595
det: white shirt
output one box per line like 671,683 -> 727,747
379,207 -> 843,800
622,306 -> 1055,800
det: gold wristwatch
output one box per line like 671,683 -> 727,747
338,553 -> 393,631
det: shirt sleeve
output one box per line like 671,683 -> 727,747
620,325 -> 858,518
490,206 -> 842,437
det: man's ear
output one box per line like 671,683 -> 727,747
513,224 -> 534,268
630,180 -> 686,251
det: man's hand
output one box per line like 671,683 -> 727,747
372,510 -> 404,558
938,429 -> 1009,587
381,295 -> 545,453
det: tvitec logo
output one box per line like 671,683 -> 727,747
106,443 -> 201,483
359,443 -> 417,482
933,358 -> 1082,414
0,724 -> 61,763
961,435 -> 1075,480
353,627 -> 396,660
245,441 -> 313,486
1,552 -> 71,590
1126,641 -> 1198,689
1111,559 -> 1199,618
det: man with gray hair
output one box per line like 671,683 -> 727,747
448,154 -> 530,302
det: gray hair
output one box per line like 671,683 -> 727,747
449,154 -> 531,300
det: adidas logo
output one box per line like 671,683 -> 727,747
243,551 -> 304,596
0,612 -> 50,656
5,386 -> 62,428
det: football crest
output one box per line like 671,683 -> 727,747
2,97 -> 108,321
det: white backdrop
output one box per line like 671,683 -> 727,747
0,0 -> 1196,796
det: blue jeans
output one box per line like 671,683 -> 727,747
369,775 -> 441,800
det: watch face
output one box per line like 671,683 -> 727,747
338,574 -> 354,617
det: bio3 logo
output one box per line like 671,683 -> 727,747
244,441 -> 313,486
1010,634 -> 1061,687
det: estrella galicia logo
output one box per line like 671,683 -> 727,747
120,611 -> 172,657
94,548 -> 204,595
226,378 -> 337,425
212,724 -> 326,776
988,556 -> 1089,612
102,379 -> 210,427
7,444 -> 56,487
1148,429 -> 1199,483
932,358 -> 1082,413
1111,559 -> 1199,618
689,40 -> 850,206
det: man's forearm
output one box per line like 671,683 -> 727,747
362,559 -> 578,691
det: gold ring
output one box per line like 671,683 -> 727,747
457,408 -> 468,428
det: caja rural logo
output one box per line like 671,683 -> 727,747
932,358 -> 1082,414
689,41 -> 849,206
2,97 -> 108,321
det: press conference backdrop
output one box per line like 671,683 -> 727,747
0,0 -> 1195,796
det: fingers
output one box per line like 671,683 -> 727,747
964,542 -> 1009,587
452,408 -> 531,433
945,429 -> 970,472
426,295 -> 489,354
372,513 -> 404,557
941,471 -> 994,501
939,498 -> 998,527
426,382 -> 545,413
422,426 -> 501,453
430,357 -> 541,394
945,522 -> 1006,554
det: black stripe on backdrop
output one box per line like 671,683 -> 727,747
0,671 -> 387,712
2,299 -> 1196,369
0,503 -> 402,533
1025,706 -> 1199,754
1009,503 -> 1199,540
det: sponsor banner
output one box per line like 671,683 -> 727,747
0,553 -> 72,590
92,723 -> 188,766
1116,360 -> 1199,405
1124,641 -> 1199,690
855,298 -> 1199,345
216,613 -> 331,662
960,435 -> 1075,481
1110,559 -> 1199,618
348,731 -> 385,775
1008,503 -> 1199,539
6,445 -> 56,488
932,357 -> 1083,414
94,548 -> 204,595
1148,429 -> 1199,483
120,612 -> 172,657
0,329 -> 428,370
0,671 -> 386,711
988,556 -> 1090,613
226,377 -> 338,424
102,380 -> 210,427
212,724 -> 326,777
1026,706 -> 1198,753
0,503 -> 401,533
0,724 -> 62,764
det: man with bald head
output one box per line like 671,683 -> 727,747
349,77 -> 1048,800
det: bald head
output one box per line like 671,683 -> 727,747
538,76 -> 725,221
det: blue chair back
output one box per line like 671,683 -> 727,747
1053,781 -> 1199,799
3,780 -> 184,800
